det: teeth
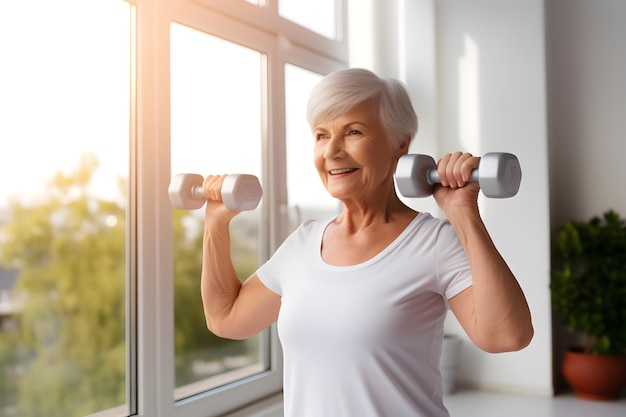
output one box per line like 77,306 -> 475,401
330,168 -> 355,175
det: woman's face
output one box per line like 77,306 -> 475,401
313,101 -> 405,202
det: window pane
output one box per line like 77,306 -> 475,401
285,65 -> 340,227
170,23 -> 265,400
0,1 -> 131,416
279,0 -> 337,39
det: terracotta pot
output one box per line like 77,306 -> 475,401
562,348 -> 626,401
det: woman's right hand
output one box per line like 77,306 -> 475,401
202,174 -> 241,223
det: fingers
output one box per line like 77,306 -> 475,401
202,174 -> 228,203
437,152 -> 480,188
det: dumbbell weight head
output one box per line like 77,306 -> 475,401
222,174 -> 263,211
477,152 -> 522,198
395,154 -> 437,198
169,173 -> 207,210
168,173 -> 263,211
395,152 -> 521,198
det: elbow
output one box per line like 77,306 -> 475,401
516,324 -> 535,351
481,324 -> 534,354
510,315 -> 535,351
205,318 -> 223,338
203,302 -> 244,340
501,328 -> 534,353
205,319 -> 234,340
205,318 -> 251,341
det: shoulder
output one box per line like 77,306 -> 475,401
403,213 -> 463,260
291,217 -> 328,238
256,218 -> 331,293
272,217 -> 332,254
409,212 -> 455,239
298,218 -> 323,232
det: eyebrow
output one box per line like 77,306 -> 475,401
314,121 -> 368,132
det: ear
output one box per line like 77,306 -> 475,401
396,135 -> 411,156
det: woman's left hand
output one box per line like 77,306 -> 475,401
433,152 -> 481,214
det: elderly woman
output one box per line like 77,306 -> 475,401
200,68 -> 533,417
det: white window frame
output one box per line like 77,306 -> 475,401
130,1 -> 348,416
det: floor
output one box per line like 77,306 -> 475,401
227,390 -> 626,417
444,390 -> 626,417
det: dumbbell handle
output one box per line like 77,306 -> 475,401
189,183 -> 208,200
427,169 -> 480,185
186,177 -> 257,208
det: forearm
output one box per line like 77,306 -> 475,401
448,208 -> 533,352
201,219 -> 242,335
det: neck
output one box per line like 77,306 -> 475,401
336,189 -> 414,232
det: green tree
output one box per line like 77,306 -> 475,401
0,154 -> 126,416
0,318 -> 22,414
0,154 -> 261,415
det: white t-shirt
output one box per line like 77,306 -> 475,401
256,212 -> 473,417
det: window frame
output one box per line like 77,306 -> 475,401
131,1 -> 348,416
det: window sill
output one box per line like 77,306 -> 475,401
220,393 -> 283,417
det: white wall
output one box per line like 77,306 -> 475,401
545,0 -> 626,392
434,0 -> 553,396
546,0 -> 626,225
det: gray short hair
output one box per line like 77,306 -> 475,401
306,68 -> 418,150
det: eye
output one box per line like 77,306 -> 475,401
348,129 -> 362,136
316,132 -> 329,141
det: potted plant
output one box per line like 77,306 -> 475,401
550,209 -> 626,400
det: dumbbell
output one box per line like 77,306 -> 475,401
395,152 -> 521,198
168,173 -> 263,211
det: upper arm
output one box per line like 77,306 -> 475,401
447,286 -> 481,345
214,274 -> 281,340
448,284 -> 534,353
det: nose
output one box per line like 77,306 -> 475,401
323,135 -> 346,160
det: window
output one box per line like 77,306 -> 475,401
0,0 -> 348,416
0,1 -> 131,416
170,23 -> 265,399
279,0 -> 338,39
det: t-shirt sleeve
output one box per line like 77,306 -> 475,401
256,245 -> 287,296
255,219 -> 318,297
256,261 -> 282,296
433,221 -> 473,304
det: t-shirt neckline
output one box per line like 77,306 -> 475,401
316,212 -> 426,270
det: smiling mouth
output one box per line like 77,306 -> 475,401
329,168 -> 357,175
